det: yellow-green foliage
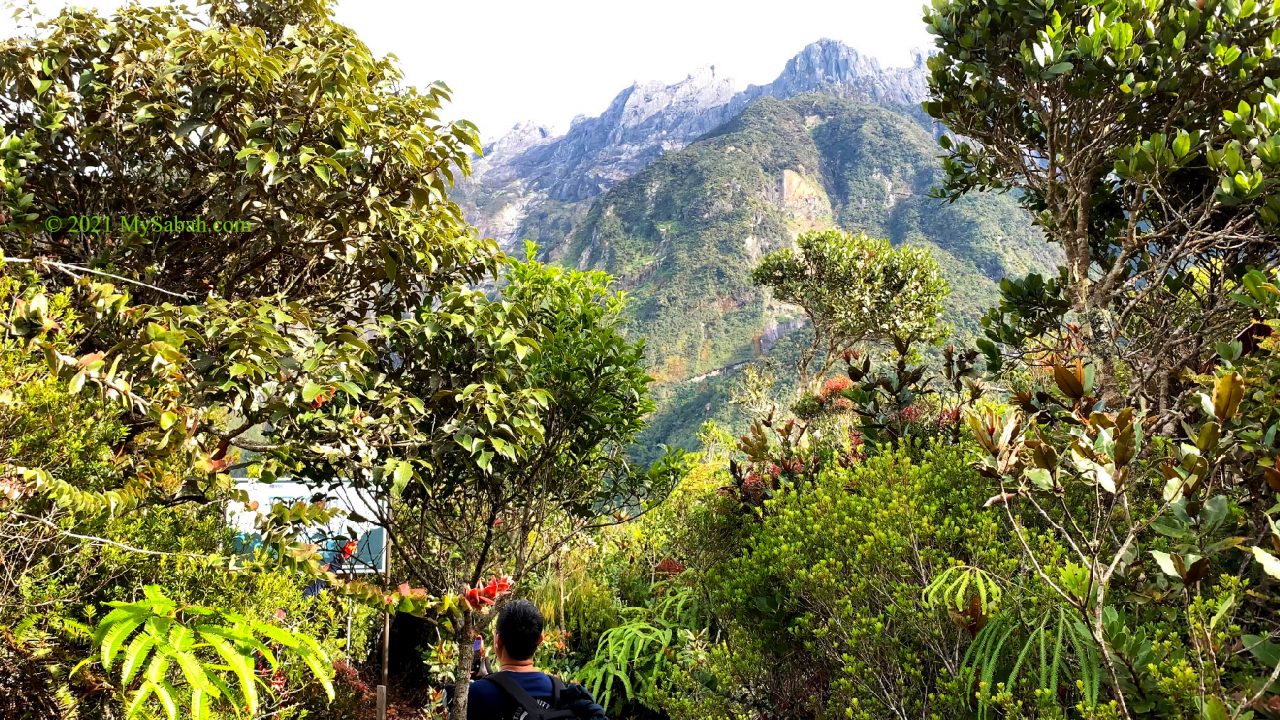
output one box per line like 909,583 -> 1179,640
700,443 -> 1020,719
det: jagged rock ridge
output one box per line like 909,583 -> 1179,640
458,39 -> 932,247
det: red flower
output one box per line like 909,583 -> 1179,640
463,575 -> 514,610
819,376 -> 852,400
741,473 -> 766,504
655,557 -> 686,576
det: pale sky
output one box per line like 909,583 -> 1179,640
21,0 -> 935,140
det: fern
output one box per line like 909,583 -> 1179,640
578,586 -> 706,711
90,585 -> 333,719
923,565 -> 1003,615
960,605 -> 1101,718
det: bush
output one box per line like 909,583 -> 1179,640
697,442 -> 1022,719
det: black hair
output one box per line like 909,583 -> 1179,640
495,599 -> 543,661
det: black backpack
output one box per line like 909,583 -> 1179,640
484,671 -> 588,720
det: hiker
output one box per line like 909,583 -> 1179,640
466,599 -> 607,720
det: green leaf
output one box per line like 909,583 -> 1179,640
126,681 -> 154,718
204,634 -> 258,713
1046,61 -> 1073,77
334,380 -> 362,398
171,649 -> 213,693
1251,546 -> 1280,579
1243,634 -> 1280,667
391,461 -> 413,497
254,622 -> 302,650
1173,131 -> 1192,159
1202,696 -> 1227,720
1026,467 -> 1054,491
151,680 -> 178,720
301,382 -> 326,403
191,688 -> 210,720
120,631 -> 157,687
97,612 -> 146,670
296,644 -> 335,702
1149,550 -> 1184,580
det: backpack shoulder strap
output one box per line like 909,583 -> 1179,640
485,672 -> 550,718
548,675 -> 566,706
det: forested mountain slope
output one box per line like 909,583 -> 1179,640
547,94 -> 1057,453
459,42 -> 1058,453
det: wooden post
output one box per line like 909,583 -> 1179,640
381,606 -> 390,688
381,503 -> 392,689
376,684 -> 387,720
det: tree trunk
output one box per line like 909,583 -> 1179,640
450,613 -> 475,720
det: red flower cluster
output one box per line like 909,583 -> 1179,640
819,376 -> 852,400
331,660 -> 375,707
655,557 -> 686,576
741,473 -> 767,504
899,405 -> 923,423
938,407 -> 961,428
464,575 -> 513,610
848,428 -> 865,450
844,429 -> 866,465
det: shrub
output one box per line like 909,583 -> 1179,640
700,443 -> 1022,719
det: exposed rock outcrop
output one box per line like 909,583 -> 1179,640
457,40 -> 931,250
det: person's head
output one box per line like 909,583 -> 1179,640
493,599 -> 543,664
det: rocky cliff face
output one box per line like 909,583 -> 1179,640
512,65 -> 739,202
457,39 -> 931,249
736,39 -> 930,110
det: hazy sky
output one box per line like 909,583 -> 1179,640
23,0 -> 935,140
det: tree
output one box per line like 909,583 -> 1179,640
751,229 -> 948,391
0,277 -> 358,719
0,0 -> 521,502
966,270 -> 1280,719
0,0 -> 538,714
0,0 -> 492,314
925,0 -> 1280,410
2,3 -> 680,716
350,246 -> 678,719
